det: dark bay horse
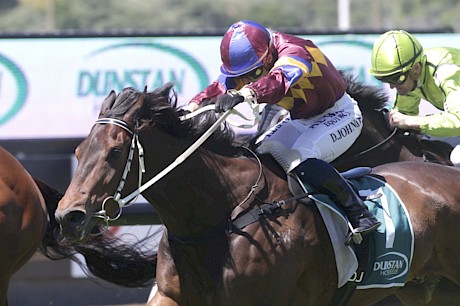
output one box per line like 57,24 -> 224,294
332,72 -> 453,171
54,84 -> 460,305
0,146 -> 155,306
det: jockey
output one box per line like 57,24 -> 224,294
187,20 -> 380,240
369,30 -> 460,165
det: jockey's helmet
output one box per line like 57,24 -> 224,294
220,20 -> 272,77
369,30 -> 423,82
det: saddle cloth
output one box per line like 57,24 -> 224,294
289,173 -> 414,288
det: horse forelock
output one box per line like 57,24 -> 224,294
103,87 -> 142,118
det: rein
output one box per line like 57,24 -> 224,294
333,107 -> 398,167
334,127 -> 398,167
93,105 -> 261,224
179,103 -> 262,128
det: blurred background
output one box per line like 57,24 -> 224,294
0,0 -> 458,33
0,1 -> 458,305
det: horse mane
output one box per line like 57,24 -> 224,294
340,71 -> 389,112
105,83 -> 242,155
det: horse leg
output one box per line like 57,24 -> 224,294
146,283 -> 179,306
348,288 -> 399,305
147,233 -> 180,306
148,283 -> 158,302
0,277 -> 10,306
426,277 -> 460,305
391,277 -> 438,306
396,277 -> 460,305
147,291 -> 179,306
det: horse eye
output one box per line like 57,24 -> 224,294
108,147 -> 123,160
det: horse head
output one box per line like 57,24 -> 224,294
55,82 -> 243,242
55,87 -> 153,242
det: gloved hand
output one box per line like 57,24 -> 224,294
177,109 -> 191,116
215,91 -> 245,113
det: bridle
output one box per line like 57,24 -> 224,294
92,118 -> 145,222
92,105 -> 262,225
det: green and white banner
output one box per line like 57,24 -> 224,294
1,33 -> 458,139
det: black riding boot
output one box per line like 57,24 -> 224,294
291,158 -> 380,236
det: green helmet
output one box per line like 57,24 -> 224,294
369,30 -> 423,77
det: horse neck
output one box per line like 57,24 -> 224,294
333,114 -> 418,170
140,132 -> 261,237
357,107 -> 447,164
334,115 -> 451,170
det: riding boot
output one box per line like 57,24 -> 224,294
291,158 -> 381,237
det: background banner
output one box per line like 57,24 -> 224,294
1,33 -> 458,139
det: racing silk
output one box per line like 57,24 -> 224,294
189,32 -> 347,119
394,47 -> 460,136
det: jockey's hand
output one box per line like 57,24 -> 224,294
177,109 -> 191,116
388,109 -> 422,132
215,92 -> 244,113
185,102 -> 199,112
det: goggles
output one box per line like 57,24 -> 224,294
237,67 -> 264,81
376,70 -> 410,85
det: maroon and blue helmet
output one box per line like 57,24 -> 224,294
220,20 -> 272,77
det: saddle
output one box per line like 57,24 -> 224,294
228,167 -> 371,234
229,166 -> 414,289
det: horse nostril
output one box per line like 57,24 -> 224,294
62,210 -> 86,228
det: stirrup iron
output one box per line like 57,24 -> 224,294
345,222 -> 363,246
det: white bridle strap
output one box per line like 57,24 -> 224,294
95,118 -> 134,135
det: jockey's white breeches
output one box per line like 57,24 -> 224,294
256,92 -> 362,172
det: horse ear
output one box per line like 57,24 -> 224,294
123,92 -> 146,124
99,90 -> 117,118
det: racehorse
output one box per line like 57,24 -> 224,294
0,146 -> 155,306
332,72 -> 454,170
54,83 -> 460,305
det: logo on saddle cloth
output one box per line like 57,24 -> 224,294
301,175 -> 414,289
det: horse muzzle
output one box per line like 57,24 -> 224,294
55,208 -> 94,243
